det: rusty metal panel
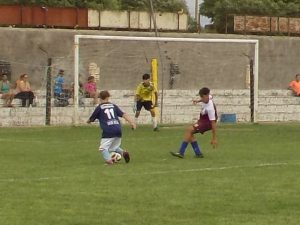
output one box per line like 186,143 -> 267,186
20,6 -> 32,25
0,5 -> 21,25
31,6 -> 46,26
46,7 -> 77,27
77,8 -> 88,27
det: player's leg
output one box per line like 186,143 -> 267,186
99,138 -> 114,164
110,138 -> 130,163
134,101 -> 143,125
144,101 -> 158,131
170,125 -> 194,158
191,119 -> 213,158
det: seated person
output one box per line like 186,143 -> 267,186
54,69 -> 65,97
14,74 -> 35,107
0,74 -> 15,107
288,74 -> 300,96
84,76 -> 98,105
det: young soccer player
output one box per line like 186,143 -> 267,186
170,87 -> 218,158
134,73 -> 159,131
87,90 -> 136,165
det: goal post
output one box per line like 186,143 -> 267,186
74,35 -> 259,124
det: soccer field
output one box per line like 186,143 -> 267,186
0,124 -> 299,225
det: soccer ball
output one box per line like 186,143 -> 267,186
110,152 -> 122,162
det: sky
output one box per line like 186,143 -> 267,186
184,0 -> 211,26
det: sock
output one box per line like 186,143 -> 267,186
115,147 -> 124,155
152,117 -> 157,128
179,141 -> 188,155
191,141 -> 202,156
100,148 -> 111,161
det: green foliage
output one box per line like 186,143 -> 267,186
201,0 -> 300,32
187,16 -> 199,33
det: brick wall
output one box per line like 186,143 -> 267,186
234,16 -> 300,34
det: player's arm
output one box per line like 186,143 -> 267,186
210,120 -> 217,148
135,94 -> 141,102
135,84 -> 142,102
192,99 -> 202,105
87,108 -> 100,123
122,113 -> 136,130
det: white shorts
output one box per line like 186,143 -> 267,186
99,137 -> 121,152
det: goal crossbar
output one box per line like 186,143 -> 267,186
74,35 -> 259,123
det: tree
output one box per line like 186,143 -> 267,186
0,0 -> 187,12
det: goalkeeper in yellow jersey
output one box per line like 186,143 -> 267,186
134,73 -> 158,131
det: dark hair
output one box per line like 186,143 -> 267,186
296,74 -> 300,78
199,87 -> 210,97
142,73 -> 150,80
99,90 -> 110,100
88,76 -> 94,81
20,74 -> 28,79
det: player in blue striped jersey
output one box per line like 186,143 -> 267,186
87,90 -> 136,165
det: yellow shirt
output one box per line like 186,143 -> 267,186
136,82 -> 157,101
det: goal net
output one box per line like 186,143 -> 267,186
74,35 -> 258,124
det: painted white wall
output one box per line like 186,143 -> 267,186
87,10 -> 188,30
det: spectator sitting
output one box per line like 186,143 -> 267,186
54,69 -> 65,97
14,74 -> 35,107
84,76 -> 98,105
0,74 -> 15,107
288,74 -> 300,96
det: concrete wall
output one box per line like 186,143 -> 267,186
0,28 -> 299,91
1,89 -> 300,127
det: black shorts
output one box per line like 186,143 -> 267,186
136,101 -> 153,111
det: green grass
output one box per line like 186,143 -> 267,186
0,124 -> 299,225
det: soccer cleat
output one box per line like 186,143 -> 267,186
153,127 -> 159,132
123,151 -> 130,163
170,151 -> 184,158
195,154 -> 204,158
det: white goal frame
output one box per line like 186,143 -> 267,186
74,35 -> 259,124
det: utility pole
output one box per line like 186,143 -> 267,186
149,0 -> 158,37
195,0 -> 200,32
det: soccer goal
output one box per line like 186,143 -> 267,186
74,35 -> 259,124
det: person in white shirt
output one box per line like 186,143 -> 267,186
170,87 -> 218,158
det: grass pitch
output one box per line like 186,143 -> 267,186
0,124 -> 299,225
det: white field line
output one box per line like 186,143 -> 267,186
0,176 -> 65,183
1,162 -> 299,183
123,162 -> 297,176
0,136 -> 178,144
